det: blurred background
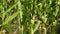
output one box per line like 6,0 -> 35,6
0,0 -> 60,34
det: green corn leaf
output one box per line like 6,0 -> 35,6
3,11 -> 19,25
4,1 -> 18,15
33,21 -> 41,33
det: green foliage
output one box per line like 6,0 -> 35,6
0,0 -> 60,34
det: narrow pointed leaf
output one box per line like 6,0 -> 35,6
3,11 -> 19,25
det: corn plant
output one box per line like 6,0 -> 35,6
0,0 -> 60,34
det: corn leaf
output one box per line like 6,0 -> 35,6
3,11 -> 19,25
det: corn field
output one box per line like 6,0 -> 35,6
0,0 -> 60,34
